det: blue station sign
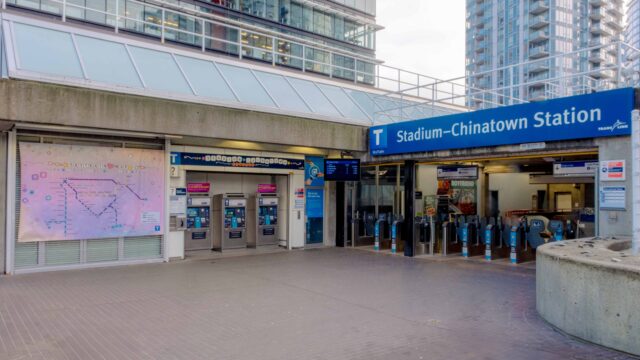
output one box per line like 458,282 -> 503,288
370,88 -> 636,156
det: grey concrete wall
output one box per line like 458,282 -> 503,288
596,137 -> 632,237
0,132 -> 6,274
537,242 -> 640,356
0,80 -> 367,152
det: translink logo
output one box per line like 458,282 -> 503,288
372,128 -> 387,148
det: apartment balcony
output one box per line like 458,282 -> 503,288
530,1 -> 549,15
590,23 -> 612,36
605,15 -> 624,31
475,79 -> 491,89
475,46 -> 487,54
529,29 -> 550,42
588,49 -> 606,63
592,67 -> 616,79
528,88 -> 549,102
528,62 -> 549,74
476,31 -> 486,41
529,14 -> 550,29
528,70 -> 550,83
589,0 -> 606,7
529,45 -> 550,59
590,7 -> 605,20
589,36 -> 607,47
606,5 -> 623,17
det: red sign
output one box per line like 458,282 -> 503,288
258,184 -> 277,193
187,182 -> 211,193
295,188 -> 305,198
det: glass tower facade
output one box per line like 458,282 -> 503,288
627,0 -> 640,77
466,0 -> 624,108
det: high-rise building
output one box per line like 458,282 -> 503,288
465,0 -> 625,108
626,0 -> 640,76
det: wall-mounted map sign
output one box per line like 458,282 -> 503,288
18,143 -> 165,242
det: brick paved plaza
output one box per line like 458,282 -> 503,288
0,248 -> 634,360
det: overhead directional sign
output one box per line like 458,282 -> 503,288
370,88 -> 636,156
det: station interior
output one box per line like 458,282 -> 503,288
347,152 -> 599,262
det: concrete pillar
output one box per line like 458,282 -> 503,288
596,137 -> 633,237
0,132 -> 6,274
403,160 -> 415,257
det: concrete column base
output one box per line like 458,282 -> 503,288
536,238 -> 640,356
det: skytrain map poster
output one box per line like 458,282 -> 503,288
18,143 -> 165,242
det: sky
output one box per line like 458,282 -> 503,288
375,0 -> 466,81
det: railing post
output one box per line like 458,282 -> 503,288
62,0 -> 66,21
397,68 -> 401,91
201,19 -> 205,52
272,37 -> 276,66
238,30 -> 243,60
329,51 -> 333,78
633,109 -> 640,256
616,41 -> 622,86
114,0 -> 119,33
2,0 -> 6,10
353,58 -> 358,84
160,8 -> 165,43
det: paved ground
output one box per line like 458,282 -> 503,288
0,248 -> 636,360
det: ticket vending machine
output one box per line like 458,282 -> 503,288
247,194 -> 279,247
212,193 -> 247,251
185,195 -> 212,251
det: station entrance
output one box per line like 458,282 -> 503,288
345,151 -> 598,263
182,171 -> 290,253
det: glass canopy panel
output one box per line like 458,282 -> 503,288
127,46 -> 193,95
343,89 -> 376,119
316,83 -> 368,121
215,63 -> 276,108
253,71 -> 311,114
175,55 -> 238,103
1,25 -> 6,78
286,77 -> 342,118
12,23 -> 83,79
75,35 -> 143,88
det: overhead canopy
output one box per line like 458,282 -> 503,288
0,13 -> 459,126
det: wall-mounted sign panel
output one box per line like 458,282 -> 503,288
600,160 -> 626,181
18,143 -> 165,242
437,166 -> 479,180
370,88 -> 635,156
187,182 -> 210,193
171,152 -> 304,170
324,159 -> 361,181
553,161 -> 599,177
258,184 -> 277,193
600,186 -> 626,210
305,156 -> 325,187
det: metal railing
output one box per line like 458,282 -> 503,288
374,41 -> 640,123
0,0 -> 464,105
